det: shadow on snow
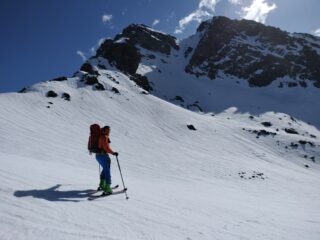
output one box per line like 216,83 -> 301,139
14,184 -> 94,202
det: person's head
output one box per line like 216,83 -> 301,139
101,126 -> 110,135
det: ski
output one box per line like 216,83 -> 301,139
88,188 -> 127,201
88,184 -> 119,195
96,184 -> 119,191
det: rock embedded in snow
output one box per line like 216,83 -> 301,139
187,124 -> 197,131
111,87 -> 120,94
261,122 -> 272,127
244,128 -> 277,138
61,93 -> 70,101
238,171 -> 266,180
46,90 -> 58,98
81,74 -> 105,90
285,128 -> 299,134
94,82 -> 105,91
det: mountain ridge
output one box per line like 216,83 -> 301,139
17,16 -> 320,127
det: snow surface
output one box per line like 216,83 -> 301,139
1,70 -> 320,240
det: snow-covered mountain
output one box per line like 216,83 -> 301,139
1,16 -> 320,240
22,16 -> 319,126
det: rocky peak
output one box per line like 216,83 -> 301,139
186,16 -> 320,87
95,24 -> 179,75
115,24 -> 179,55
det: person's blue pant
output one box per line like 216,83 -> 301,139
95,154 -> 111,184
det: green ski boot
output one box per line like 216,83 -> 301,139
101,180 -> 113,194
97,179 -> 104,191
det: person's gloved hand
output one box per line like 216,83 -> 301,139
113,152 -> 119,156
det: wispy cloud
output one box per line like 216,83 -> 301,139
313,28 -> 320,37
240,0 -> 276,24
166,11 -> 176,22
102,14 -> 113,24
76,50 -> 86,62
121,8 -> 127,16
175,0 -> 221,34
228,0 -> 242,5
152,19 -> 160,27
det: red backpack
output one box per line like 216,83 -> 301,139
88,124 -> 102,153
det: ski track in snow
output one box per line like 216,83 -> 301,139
0,71 -> 320,240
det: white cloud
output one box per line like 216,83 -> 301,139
313,28 -> 320,37
228,0 -> 242,4
102,14 -> 113,24
199,0 -> 220,11
152,19 -> 160,27
76,50 -> 86,62
175,0 -> 221,34
240,0 -> 276,24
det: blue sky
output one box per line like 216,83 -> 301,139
1,0 -> 319,93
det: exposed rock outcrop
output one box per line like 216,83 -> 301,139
95,24 -> 179,75
185,16 -> 320,87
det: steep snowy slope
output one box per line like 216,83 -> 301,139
1,69 -> 320,240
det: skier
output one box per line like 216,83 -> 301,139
96,126 -> 118,194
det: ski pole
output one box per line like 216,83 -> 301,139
116,156 -> 129,200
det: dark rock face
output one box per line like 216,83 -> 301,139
80,63 -> 95,74
184,47 -> 193,58
95,24 -> 178,75
96,39 -> 140,74
185,16 -> 320,87
115,24 -> 179,55
83,75 -> 99,85
129,73 -> 153,92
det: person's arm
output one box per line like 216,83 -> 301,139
104,137 -> 114,154
99,136 -> 114,154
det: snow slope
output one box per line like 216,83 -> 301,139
1,71 -> 320,240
